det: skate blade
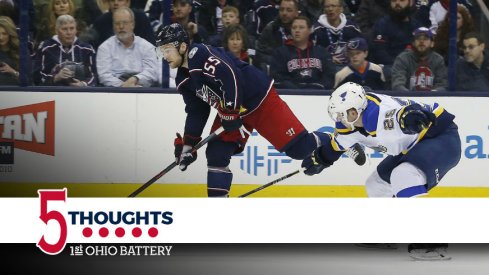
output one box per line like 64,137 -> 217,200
409,253 -> 452,261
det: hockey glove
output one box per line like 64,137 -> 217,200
174,133 -> 202,171
217,107 -> 251,138
399,108 -> 436,135
301,148 -> 333,176
218,107 -> 242,131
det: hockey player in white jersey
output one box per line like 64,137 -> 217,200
301,82 -> 461,260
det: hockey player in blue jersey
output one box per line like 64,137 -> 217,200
156,23 -> 365,197
301,81 -> 460,260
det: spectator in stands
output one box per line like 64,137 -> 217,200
456,32 -> 489,91
223,23 -> 255,64
92,0 -> 155,48
312,0 -> 362,66
256,0 -> 299,72
0,16 -> 20,85
253,0 -> 280,35
35,0 -> 76,46
391,27 -> 447,91
355,0 -> 389,38
171,0 -> 207,43
146,0 -> 201,33
198,0 -> 236,35
356,0 -> 430,38
369,0 -> 423,80
96,0 -> 109,12
208,5 -> 241,47
335,37 -> 385,89
299,0 -> 324,23
429,0 -> 473,32
33,15 -> 96,86
1,0 -> 36,34
271,16 -> 335,89
433,4 -> 474,65
96,7 -> 158,87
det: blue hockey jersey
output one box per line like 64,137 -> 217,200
175,43 -> 274,137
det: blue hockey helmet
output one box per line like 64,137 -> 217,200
156,23 -> 190,47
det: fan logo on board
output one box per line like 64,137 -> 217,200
0,142 -> 14,172
37,189 -> 174,256
0,101 -> 55,156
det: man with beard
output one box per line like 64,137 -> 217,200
96,7 -> 158,87
256,0 -> 299,71
391,27 -> 447,91
369,0 -> 423,75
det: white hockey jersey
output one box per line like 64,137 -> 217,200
331,93 -> 445,156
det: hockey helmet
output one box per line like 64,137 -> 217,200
156,23 -> 190,47
328,82 -> 368,129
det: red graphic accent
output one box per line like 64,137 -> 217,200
115,227 -> 125,237
82,227 -> 93,237
99,227 -> 109,237
0,101 -> 55,156
148,227 -> 158,238
132,227 -> 142,237
37,188 -> 68,255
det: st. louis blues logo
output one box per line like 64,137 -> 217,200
340,92 -> 347,101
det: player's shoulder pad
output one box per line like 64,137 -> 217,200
187,44 -> 209,69
362,100 -> 380,135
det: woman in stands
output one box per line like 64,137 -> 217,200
0,16 -> 20,85
222,24 -> 255,65
433,4 -> 475,65
35,0 -> 76,46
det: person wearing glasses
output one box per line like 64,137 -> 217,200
96,7 -> 158,87
456,32 -> 489,91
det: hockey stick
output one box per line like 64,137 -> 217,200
128,127 -> 225,198
238,143 -> 366,198
238,168 -> 305,198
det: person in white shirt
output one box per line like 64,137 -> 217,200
96,6 -> 158,87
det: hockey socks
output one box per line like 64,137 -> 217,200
207,167 -> 233,197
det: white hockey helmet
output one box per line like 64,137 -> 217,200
328,82 -> 368,129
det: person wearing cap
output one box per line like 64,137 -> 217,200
270,16 -> 336,89
334,37 -> 385,90
171,0 -> 208,43
456,32 -> 489,91
92,0 -> 155,48
391,27 -> 447,91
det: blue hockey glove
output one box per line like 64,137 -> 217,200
174,133 -> 202,171
399,108 -> 436,135
301,148 -> 333,176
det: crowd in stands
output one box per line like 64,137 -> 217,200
0,0 -> 487,91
